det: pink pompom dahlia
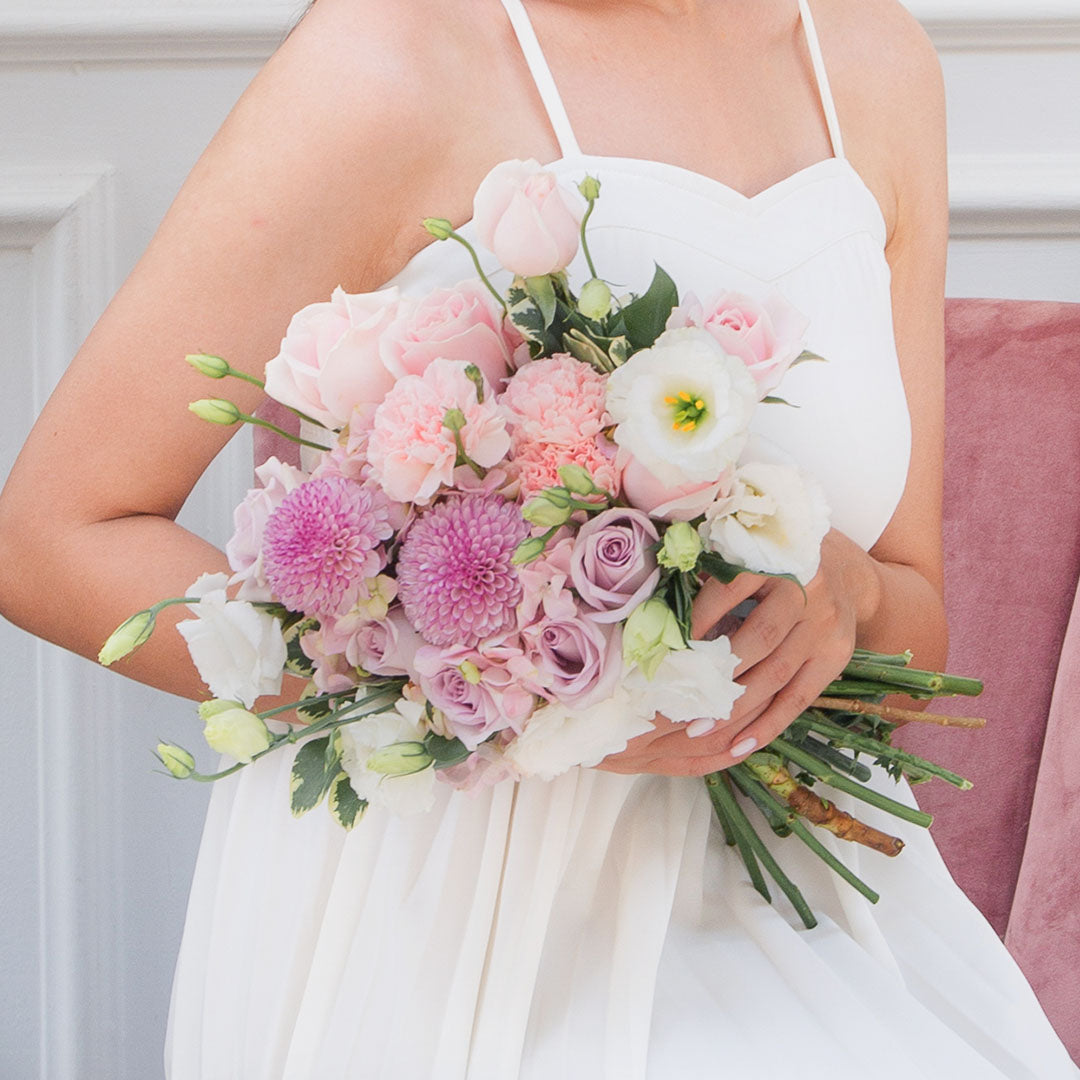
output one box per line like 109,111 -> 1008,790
262,475 -> 392,617
397,494 -> 529,647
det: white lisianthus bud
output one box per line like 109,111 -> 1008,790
189,398 -> 241,425
423,217 -> 454,241
458,660 -> 482,685
156,742 -> 196,779
198,699 -> 272,764
522,496 -> 573,528
512,535 -> 550,566
98,608 -> 156,666
623,598 -> 687,679
578,175 -> 602,202
185,353 -> 230,378
557,463 -> 599,495
578,278 -> 612,321
366,740 -> 434,777
658,521 -> 703,572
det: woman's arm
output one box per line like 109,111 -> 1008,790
0,0 -> 467,702
599,1 -> 950,777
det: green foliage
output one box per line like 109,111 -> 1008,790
290,735 -> 340,817
617,264 -> 678,349
328,771 -> 367,830
425,733 -> 471,770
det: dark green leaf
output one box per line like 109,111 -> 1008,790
561,329 -> 611,373
761,394 -> 799,408
290,736 -> 339,817
791,348 -> 827,366
525,275 -> 557,328
698,551 -> 805,598
620,264 -> 678,349
425,733 -> 471,769
328,771 -> 367,830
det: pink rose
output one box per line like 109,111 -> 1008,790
620,454 -> 729,522
226,456 -> 307,601
473,159 -> 583,277
521,613 -> 622,708
380,280 -> 515,389
264,286 -> 400,428
667,289 -> 810,397
414,640 -> 535,751
570,507 -> 661,623
367,358 -> 511,505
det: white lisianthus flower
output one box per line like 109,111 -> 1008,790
605,327 -> 757,485
338,698 -> 437,815
625,638 -> 745,735
176,573 -> 287,708
700,462 -> 830,586
504,685 -> 655,781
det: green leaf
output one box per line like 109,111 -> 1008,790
607,335 -> 631,366
562,328 -> 611,373
620,264 -> 678,349
290,735 -> 339,817
524,275 -> 557,328
425,733 -> 471,770
507,281 -> 546,344
283,617 -> 318,677
761,394 -> 799,408
328,771 -> 367,830
791,348 -> 827,366
698,551 -> 805,599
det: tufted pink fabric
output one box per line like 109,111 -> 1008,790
898,297 -> 1080,1060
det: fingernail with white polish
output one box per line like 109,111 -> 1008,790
730,737 -> 757,758
686,718 -> 717,738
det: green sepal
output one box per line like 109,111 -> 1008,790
619,264 -> 678,349
524,274 -> 558,329
290,735 -> 340,817
328,771 -> 367,830
425,733 -> 471,770
761,394 -> 798,408
791,348 -> 827,366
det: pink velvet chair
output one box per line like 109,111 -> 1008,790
898,298 -> 1080,1061
253,298 -> 1080,1059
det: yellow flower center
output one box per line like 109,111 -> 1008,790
663,389 -> 708,432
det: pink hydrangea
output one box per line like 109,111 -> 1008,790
367,358 -> 511,505
500,354 -> 608,447
261,475 -> 392,618
396,494 -> 529,648
512,437 -> 619,501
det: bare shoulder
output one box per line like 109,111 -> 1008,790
810,0 -> 946,242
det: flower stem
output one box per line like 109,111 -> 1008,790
705,773 -> 770,903
238,412 -> 331,452
841,658 -> 983,697
579,197 -> 599,279
446,230 -> 508,314
813,695 -> 986,729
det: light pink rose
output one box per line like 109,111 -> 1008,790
263,286 -> 401,429
379,280 -> 515,389
226,456 -> 308,601
667,289 -> 810,397
367,358 -> 511,505
570,507 -> 661,623
620,453 -> 730,522
521,613 -> 622,708
473,159 -> 583,277
414,639 -> 535,751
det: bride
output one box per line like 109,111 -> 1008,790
0,0 -> 1075,1076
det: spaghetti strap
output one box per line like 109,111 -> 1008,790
498,0 -> 583,158
797,0 -> 846,159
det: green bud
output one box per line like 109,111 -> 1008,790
578,175 -> 602,202
185,353 -> 230,379
657,521 -> 703,572
423,217 -> 454,241
443,407 -> 466,433
157,742 -> 196,779
557,463 -> 598,496
512,535 -> 549,566
98,608 -> 156,666
458,660 -> 482,685
578,278 -> 612,321
189,398 -> 241,425
463,363 -> 485,404
522,497 -> 573,528
199,700 -> 272,764
622,598 -> 687,679
366,741 -> 434,777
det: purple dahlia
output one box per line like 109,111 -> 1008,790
396,494 -> 528,647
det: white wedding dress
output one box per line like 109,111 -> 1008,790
165,1 -> 1080,1077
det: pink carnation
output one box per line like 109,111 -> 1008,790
367,358 -> 511,505
500,354 -> 608,447
512,437 -> 619,501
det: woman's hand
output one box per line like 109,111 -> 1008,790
596,529 -> 880,777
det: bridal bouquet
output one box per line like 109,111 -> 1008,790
101,159 -> 982,927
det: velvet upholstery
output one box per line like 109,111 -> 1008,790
252,298 -> 1080,1059
898,298 -> 1080,1060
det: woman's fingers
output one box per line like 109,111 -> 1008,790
689,571 -> 764,640
726,578 -> 804,676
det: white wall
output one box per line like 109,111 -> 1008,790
0,3 -> 1077,1078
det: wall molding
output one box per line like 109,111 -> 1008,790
949,153 -> 1080,238
0,3 -> 1076,62
0,163 -> 120,1079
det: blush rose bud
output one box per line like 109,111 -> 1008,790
623,598 -> 687,679
189,398 -> 241,425
184,353 -> 230,379
198,700 -> 272,764
98,608 -> 156,666
658,521 -> 703,572
157,742 -> 196,779
366,741 -> 434,777
577,175 -> 602,202
578,279 -> 612,321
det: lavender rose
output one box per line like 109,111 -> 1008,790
570,507 -> 661,623
521,614 -> 622,708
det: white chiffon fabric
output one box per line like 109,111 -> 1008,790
164,1 -> 1080,1076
